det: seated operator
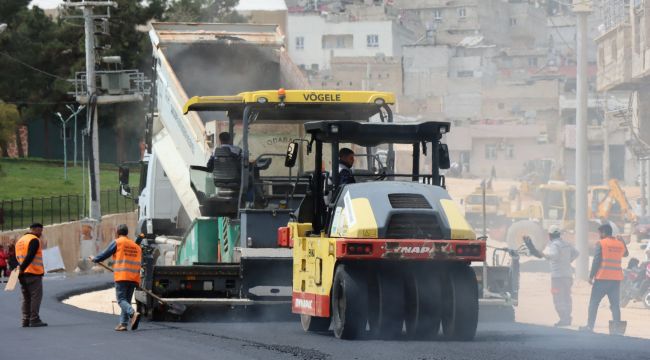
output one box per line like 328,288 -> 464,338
338,147 -> 356,185
207,132 -> 242,171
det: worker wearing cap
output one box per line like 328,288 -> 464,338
91,224 -> 142,331
580,223 -> 628,333
542,225 -> 579,327
15,223 -> 48,327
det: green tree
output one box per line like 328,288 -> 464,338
0,101 -> 20,157
165,0 -> 245,23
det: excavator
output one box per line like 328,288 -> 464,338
590,178 -> 638,227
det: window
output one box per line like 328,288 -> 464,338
311,64 -> 319,71
528,57 -> 538,67
295,36 -> 304,50
485,144 -> 497,160
458,7 -> 466,18
505,144 -> 515,159
322,34 -> 353,49
433,9 -> 442,21
367,34 -> 379,48
457,70 -> 474,78
510,18 -> 517,26
498,103 -> 505,110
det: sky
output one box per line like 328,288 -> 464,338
31,0 -> 62,9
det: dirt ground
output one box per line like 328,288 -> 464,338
63,288 -> 124,315
515,241 -> 650,339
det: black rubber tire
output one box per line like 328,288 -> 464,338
301,314 -> 331,332
368,266 -> 405,339
331,264 -> 368,339
404,267 -> 442,339
441,264 -> 479,341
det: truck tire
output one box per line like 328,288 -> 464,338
404,267 -> 441,339
441,264 -> 479,341
644,290 -> 650,310
368,266 -> 405,339
331,264 -> 367,339
506,220 -> 546,254
301,314 -> 330,332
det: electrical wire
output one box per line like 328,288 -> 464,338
0,52 -> 70,82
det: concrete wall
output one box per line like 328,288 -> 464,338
0,212 -> 137,273
402,45 -> 451,98
314,55 -> 403,94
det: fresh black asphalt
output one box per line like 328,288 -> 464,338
0,274 -> 648,360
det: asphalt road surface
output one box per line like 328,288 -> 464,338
1,274 -> 648,360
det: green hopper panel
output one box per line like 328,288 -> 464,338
177,217 -> 219,265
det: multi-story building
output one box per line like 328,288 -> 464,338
287,11 -> 414,71
595,0 -> 650,201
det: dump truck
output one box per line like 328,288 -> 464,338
282,119 -> 487,340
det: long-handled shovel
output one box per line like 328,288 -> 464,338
95,261 -> 186,316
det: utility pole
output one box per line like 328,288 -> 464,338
643,156 -> 650,216
602,96 -> 610,182
63,1 -> 117,222
574,0 -> 592,281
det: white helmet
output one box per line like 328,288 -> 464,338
548,225 -> 561,237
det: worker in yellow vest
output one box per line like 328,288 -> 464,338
580,223 -> 628,334
91,224 -> 142,331
15,223 -> 47,327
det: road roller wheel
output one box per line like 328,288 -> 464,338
368,266 -> 405,339
441,264 -> 479,341
331,264 -> 368,339
404,267 -> 442,339
301,314 -> 330,332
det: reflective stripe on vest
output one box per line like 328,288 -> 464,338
595,237 -> 625,281
15,234 -> 44,275
112,236 -> 141,283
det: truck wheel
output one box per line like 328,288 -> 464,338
331,264 -> 367,339
404,268 -> 441,339
441,264 -> 479,341
301,314 -> 330,332
369,267 -> 405,339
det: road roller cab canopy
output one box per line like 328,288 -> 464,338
285,120 -> 453,234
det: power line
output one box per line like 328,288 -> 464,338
0,52 -> 70,82
547,14 -> 576,53
5,101 -> 78,105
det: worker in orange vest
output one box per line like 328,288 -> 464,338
15,223 -> 47,327
91,224 -> 142,331
580,223 -> 628,334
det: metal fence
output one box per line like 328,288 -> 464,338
0,189 -> 138,231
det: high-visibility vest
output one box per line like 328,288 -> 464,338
595,237 -> 625,281
15,234 -> 44,275
112,236 -> 141,283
